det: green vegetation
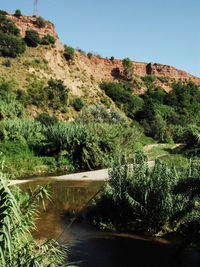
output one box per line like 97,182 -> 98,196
64,45 -> 75,61
72,97 -> 84,111
101,80 -> 200,145
88,151 -> 200,237
0,170 -> 67,266
14,9 -> 22,17
34,16 -> 46,28
122,57 -> 134,80
25,29 -> 40,47
87,52 -> 93,59
40,34 -> 56,45
0,15 -> 26,57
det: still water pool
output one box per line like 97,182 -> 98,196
20,178 -> 185,267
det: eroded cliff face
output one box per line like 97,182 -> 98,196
8,14 -> 200,87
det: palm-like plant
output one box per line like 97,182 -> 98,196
0,169 -> 68,266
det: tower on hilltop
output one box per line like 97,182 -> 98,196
34,0 -> 39,16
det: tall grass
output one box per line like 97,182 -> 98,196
88,151 -> 200,234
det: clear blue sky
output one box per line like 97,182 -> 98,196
1,0 -> 200,77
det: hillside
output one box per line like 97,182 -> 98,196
0,11 -> 200,178
1,14 -> 199,115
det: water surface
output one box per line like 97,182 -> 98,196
20,178 -> 185,267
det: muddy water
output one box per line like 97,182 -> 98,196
20,179 -> 183,267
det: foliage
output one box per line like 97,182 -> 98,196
0,31 -> 26,57
141,75 -> 157,83
76,104 -> 127,125
37,122 -> 138,170
0,119 -> 43,147
25,29 -> 40,47
35,113 -> 58,126
64,45 -> 75,61
0,83 -> 26,119
122,57 -> 134,80
0,10 -> 8,15
27,78 -> 69,110
14,9 -> 22,17
87,52 -> 93,59
100,82 -> 144,119
72,97 -> 84,111
0,171 -> 67,266
89,151 -> 200,234
0,140 -> 43,178
110,56 -> 114,61
0,15 -> 20,36
40,34 -> 56,45
34,16 -> 46,28
2,59 -> 11,67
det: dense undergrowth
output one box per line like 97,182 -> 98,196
0,170 -> 68,266
88,151 -> 200,241
0,102 -> 138,178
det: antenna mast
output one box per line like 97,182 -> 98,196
34,0 -> 39,16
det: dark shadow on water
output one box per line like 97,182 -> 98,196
68,233 -> 178,267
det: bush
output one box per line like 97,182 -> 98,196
141,75 -> 157,83
87,52 -> 93,59
0,10 -> 8,15
0,31 -> 26,57
14,9 -> 22,17
73,97 -> 84,111
64,45 -> 75,60
110,56 -> 114,61
34,16 -> 46,28
38,122 -> 138,170
2,59 -> 11,67
76,104 -> 127,125
88,151 -> 199,234
40,34 -> 56,45
25,29 -> 40,47
122,57 -> 134,80
0,15 -> 20,36
35,113 -> 58,126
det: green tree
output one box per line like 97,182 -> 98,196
0,31 -> 26,57
64,45 -> 75,60
25,29 -> 40,47
14,9 -> 22,17
122,57 -> 134,80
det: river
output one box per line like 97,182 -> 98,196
19,178 -> 198,267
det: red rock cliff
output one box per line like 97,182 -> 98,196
8,14 -> 200,86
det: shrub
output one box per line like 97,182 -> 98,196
141,75 -> 157,83
38,122 -> 138,170
64,45 -> 75,60
14,9 -> 22,17
122,57 -> 134,80
73,97 -> 84,111
0,31 -> 26,57
88,151 -> 199,234
110,56 -> 115,61
0,10 -> 8,15
0,119 -> 43,147
34,16 -> 46,28
87,52 -> 93,59
0,15 -> 20,36
2,59 -> 11,67
25,29 -> 40,47
76,104 -> 127,126
35,113 -> 58,126
40,34 -> 56,45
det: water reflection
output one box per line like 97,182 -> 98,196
20,179 -> 183,267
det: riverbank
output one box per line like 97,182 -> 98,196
9,168 -> 109,186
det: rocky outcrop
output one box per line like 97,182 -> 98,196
146,63 -> 200,85
7,14 -> 63,50
8,14 -> 200,86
